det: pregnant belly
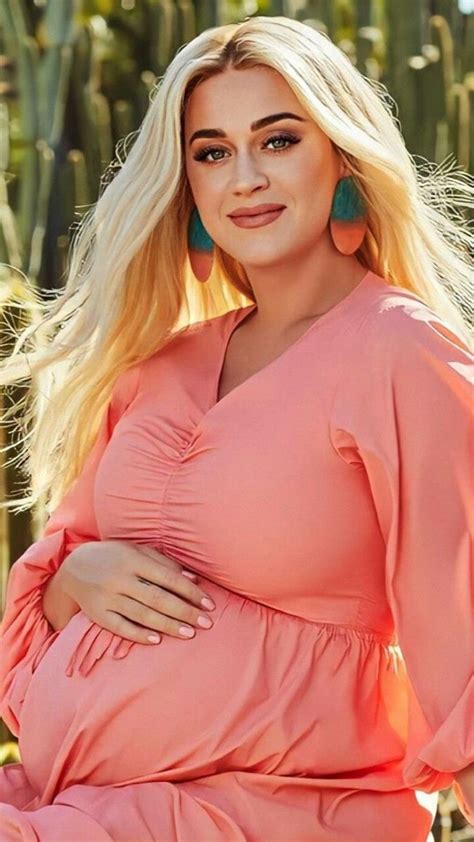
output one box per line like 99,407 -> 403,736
18,580 -> 404,799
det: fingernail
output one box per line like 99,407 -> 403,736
179,626 -> 195,638
147,635 -> 161,643
197,615 -> 213,629
201,597 -> 215,610
182,570 -> 197,580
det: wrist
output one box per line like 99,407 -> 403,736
57,554 -> 79,602
42,561 -> 81,632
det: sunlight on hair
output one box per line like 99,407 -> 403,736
0,16 -> 472,514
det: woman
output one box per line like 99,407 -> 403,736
0,16 -> 472,842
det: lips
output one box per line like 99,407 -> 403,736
229,204 -> 286,218
229,207 -> 285,229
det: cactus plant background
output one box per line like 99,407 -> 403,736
0,2 -> 472,838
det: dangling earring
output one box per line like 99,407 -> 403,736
329,175 -> 367,255
187,206 -> 214,283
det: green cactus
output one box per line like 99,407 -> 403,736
450,81 -> 470,171
430,14 -> 456,125
466,72 -> 474,175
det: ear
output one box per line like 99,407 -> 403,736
338,160 -> 350,179
332,146 -> 350,183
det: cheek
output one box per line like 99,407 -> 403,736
191,180 -> 223,226
194,188 -> 220,224
184,158 -> 207,200
301,165 -> 337,216
186,163 -> 214,200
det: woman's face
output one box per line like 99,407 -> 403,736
184,64 -> 346,272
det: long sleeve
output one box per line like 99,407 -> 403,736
330,300 -> 473,807
0,364 -> 141,736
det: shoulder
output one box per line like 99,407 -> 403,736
330,279 -> 473,457
352,281 -> 473,430
109,362 -> 142,419
125,310 -> 235,385
359,277 -> 472,366
333,275 -> 473,422
141,309 -> 236,366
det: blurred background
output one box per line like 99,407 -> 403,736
0,2 -> 472,838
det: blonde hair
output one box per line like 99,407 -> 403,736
1,15 -> 472,514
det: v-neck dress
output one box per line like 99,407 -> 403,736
0,270 -> 472,841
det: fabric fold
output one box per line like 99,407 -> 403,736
0,365 -> 142,736
0,530 -> 78,734
64,622 -> 137,678
331,301 -> 473,814
406,674 -> 474,779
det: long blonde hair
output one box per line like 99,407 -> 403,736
1,15 -> 472,514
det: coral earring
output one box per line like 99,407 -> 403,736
329,218 -> 367,255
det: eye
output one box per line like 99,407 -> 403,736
193,132 -> 301,164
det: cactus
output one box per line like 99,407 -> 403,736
466,72 -> 474,175
356,26 -> 384,76
177,0 -> 197,44
430,14 -> 456,124
356,0 -> 372,28
450,81 -> 470,171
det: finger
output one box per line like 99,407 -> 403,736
128,543 -> 201,587
116,592 -> 213,639
131,545 -> 199,584
135,563 -> 215,612
105,610 -> 163,645
127,585 -> 214,634
133,544 -> 183,571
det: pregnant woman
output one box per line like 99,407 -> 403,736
0,16 -> 473,842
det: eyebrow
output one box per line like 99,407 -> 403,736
188,112 -> 307,145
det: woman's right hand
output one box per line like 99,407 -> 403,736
59,540 -> 216,645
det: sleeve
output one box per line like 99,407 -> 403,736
0,363 -> 141,736
330,304 -> 473,806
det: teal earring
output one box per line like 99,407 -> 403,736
187,206 -> 214,283
329,175 -> 367,255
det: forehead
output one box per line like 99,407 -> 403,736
183,65 -> 305,131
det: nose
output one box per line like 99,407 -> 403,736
230,153 -> 269,195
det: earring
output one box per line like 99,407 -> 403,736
187,206 -> 214,283
329,175 -> 367,255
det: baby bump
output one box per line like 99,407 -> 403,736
19,581 -> 404,796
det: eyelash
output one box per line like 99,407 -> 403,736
193,132 -> 301,164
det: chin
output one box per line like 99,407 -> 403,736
238,250 -> 289,268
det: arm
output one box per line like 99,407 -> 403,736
331,303 -> 473,821
0,364 -> 141,736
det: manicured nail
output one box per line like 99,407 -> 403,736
182,570 -> 197,580
179,626 -> 195,638
201,597 -> 215,610
197,615 -> 213,629
147,635 -> 161,643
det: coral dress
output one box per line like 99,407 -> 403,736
0,269 -> 472,842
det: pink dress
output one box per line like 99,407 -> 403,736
0,269 -> 472,842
